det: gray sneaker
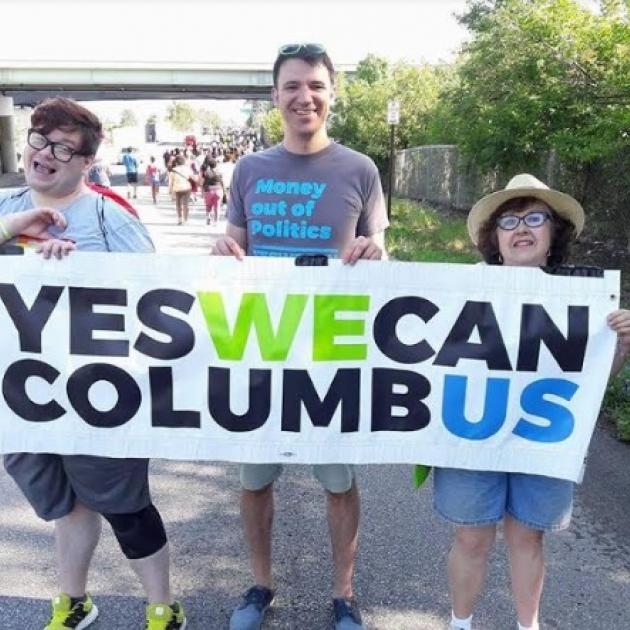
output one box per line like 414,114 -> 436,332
333,598 -> 364,630
229,585 -> 274,630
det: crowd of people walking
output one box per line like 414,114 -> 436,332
86,130 -> 259,227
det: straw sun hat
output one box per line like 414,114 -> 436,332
467,173 -> 585,245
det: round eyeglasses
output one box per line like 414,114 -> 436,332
496,211 -> 551,231
27,129 -> 88,163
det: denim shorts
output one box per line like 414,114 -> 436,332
239,463 -> 354,494
433,467 -> 573,532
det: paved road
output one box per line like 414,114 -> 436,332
1,184 -> 630,629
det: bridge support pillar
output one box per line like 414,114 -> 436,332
0,96 -> 18,174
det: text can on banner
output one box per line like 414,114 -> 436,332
0,253 -> 619,481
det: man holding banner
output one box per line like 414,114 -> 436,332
0,98 -> 186,630
437,174 -> 630,630
214,43 -> 388,630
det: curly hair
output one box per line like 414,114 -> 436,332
477,196 -> 576,266
31,97 -> 103,157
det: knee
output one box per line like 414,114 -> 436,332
326,480 -> 357,503
506,526 -> 544,555
102,503 -> 167,560
454,526 -> 495,559
242,483 -> 274,499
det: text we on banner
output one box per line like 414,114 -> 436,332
0,253 -> 620,481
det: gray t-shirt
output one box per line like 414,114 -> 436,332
0,188 -> 154,252
228,142 -> 388,257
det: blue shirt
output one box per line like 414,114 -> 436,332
0,188 -> 154,252
121,153 -> 138,174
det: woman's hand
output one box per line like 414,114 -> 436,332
9,208 -> 67,240
607,309 -> 630,377
608,309 -> 630,352
36,239 -> 76,260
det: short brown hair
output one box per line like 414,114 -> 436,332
31,97 -> 104,156
273,49 -> 335,87
477,196 -> 576,266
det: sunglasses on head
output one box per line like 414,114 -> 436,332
496,210 -> 551,231
278,43 -> 327,56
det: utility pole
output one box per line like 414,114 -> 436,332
386,100 -> 400,220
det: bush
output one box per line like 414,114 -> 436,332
603,364 -> 630,441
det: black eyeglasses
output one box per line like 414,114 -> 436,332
496,211 -> 551,231
278,43 -> 326,56
27,129 -> 89,163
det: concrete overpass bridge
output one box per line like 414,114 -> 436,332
0,59 -> 356,173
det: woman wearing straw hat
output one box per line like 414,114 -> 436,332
435,174 -> 630,630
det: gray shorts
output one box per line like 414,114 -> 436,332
240,463 -> 354,493
3,453 -> 151,521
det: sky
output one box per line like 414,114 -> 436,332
0,0 -> 599,127
0,1 -> 470,66
0,0 -> 475,126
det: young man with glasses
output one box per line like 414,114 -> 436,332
0,97 -> 186,630
214,43 -> 388,630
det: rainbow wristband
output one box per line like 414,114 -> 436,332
0,218 -> 14,241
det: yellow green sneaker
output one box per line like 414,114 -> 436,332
44,593 -> 98,629
145,601 -> 187,630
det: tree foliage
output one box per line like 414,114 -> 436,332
119,108 -> 138,127
245,100 -> 271,129
196,108 -> 222,131
166,102 -> 196,132
261,108 -> 284,146
448,0 -> 630,170
329,55 -> 455,173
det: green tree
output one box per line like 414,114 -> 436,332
261,108 -> 283,146
166,102 -> 196,132
196,108 -> 222,131
329,56 -> 451,173
119,108 -> 138,127
245,100 -> 271,129
448,0 -> 630,170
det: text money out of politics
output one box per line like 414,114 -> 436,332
0,253 -> 619,481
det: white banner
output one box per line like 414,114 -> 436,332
0,253 -> 620,481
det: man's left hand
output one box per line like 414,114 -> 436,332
340,236 -> 384,264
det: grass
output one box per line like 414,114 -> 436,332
386,198 -> 480,264
385,197 -> 630,442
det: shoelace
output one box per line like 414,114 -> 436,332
64,603 -> 89,626
167,604 -> 183,630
